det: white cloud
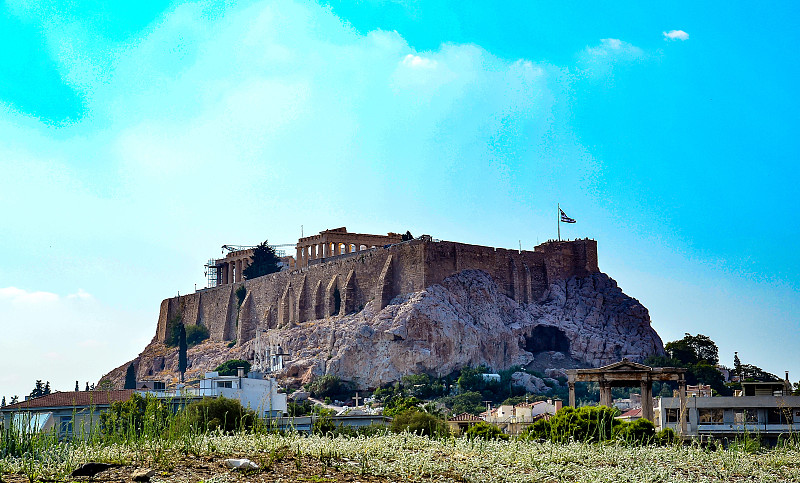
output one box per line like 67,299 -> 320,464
578,38 -> 645,79
663,30 -> 689,41
402,54 -> 437,69
0,287 -> 59,304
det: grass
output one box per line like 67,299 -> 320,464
2,422 -> 800,482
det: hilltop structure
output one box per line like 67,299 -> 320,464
104,227 -> 664,390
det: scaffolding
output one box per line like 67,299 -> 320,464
204,259 -> 219,288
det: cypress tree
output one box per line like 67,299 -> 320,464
178,323 -> 188,383
75,381 -> 79,392
124,363 -> 137,389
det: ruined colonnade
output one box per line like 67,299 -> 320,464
295,227 -> 403,268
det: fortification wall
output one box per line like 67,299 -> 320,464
155,239 -> 599,345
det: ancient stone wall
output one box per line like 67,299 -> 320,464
156,238 -> 599,345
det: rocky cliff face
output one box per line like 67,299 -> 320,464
102,269 -> 664,390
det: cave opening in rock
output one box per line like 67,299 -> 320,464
524,326 -> 570,354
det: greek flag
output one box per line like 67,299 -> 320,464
560,209 -> 576,223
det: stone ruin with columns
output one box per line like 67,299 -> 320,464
156,227 -> 600,345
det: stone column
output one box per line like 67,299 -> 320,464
228,262 -> 234,285
599,382 -> 612,407
237,259 -> 243,282
334,242 -> 341,255
221,263 -> 228,285
345,243 -> 351,254
641,380 -> 653,422
322,241 -> 328,258
310,244 -> 316,260
296,247 -> 303,267
568,382 -> 576,408
678,378 -> 687,436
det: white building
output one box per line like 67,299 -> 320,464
142,368 -> 287,417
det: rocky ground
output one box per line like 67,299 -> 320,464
2,455 -> 391,483
103,269 -> 664,390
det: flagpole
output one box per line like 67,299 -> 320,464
557,203 -> 561,242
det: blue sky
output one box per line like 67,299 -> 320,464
1,0 -> 798,399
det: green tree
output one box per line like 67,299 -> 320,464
1,396 -> 5,407
178,323 -> 187,383
10,395 -> 19,404
465,421 -> 508,440
29,380 -> 49,399
243,240 -> 281,280
214,359 -> 251,376
390,409 -> 448,437
665,333 -> 719,366
186,396 -> 256,433
124,363 -> 137,390
401,231 -> 413,241
305,374 -> 355,401
383,396 -> 422,417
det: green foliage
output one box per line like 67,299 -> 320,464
533,406 -> 621,443
178,323 -> 187,382
401,230 -> 413,241
186,396 -> 256,433
438,391 -> 485,415
655,428 -> 677,445
124,364 -> 136,390
399,373 -> 447,399
164,314 -> 183,347
185,324 -> 209,347
383,396 -> 422,417
390,409 -> 448,437
101,393 -> 171,438
305,375 -> 355,401
738,363 -> 780,382
214,359 -> 251,376
664,333 -> 719,366
235,285 -> 247,306
242,240 -> 281,280
464,421 -> 508,440
28,381 -> 51,399
613,418 -> 655,444
287,400 -> 312,417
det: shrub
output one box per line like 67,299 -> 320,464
235,285 -> 247,306
390,409 -> 449,437
214,359 -> 251,376
537,406 -> 621,443
305,375 -> 355,401
185,324 -> 209,347
521,418 -> 552,441
101,393 -> 170,439
655,427 -> 677,446
614,418 -> 655,444
186,396 -> 256,433
383,396 -> 422,417
465,421 -> 508,440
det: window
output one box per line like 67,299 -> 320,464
153,381 -> 165,391
665,408 -> 687,423
734,409 -> 758,424
767,408 -> 793,425
59,416 -> 73,435
698,408 -> 724,424
217,381 -> 232,389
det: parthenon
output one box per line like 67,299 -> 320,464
294,227 -> 403,268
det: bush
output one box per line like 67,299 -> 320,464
186,396 -> 256,433
655,427 -> 677,446
521,418 -> 552,441
390,409 -> 449,437
538,406 -> 621,443
305,375 -> 355,401
614,418 -> 655,444
465,421 -> 508,440
437,391 -> 485,415
383,396 -> 422,417
214,360 -> 251,376
101,393 -> 170,439
185,324 -> 209,347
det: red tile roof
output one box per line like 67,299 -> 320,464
1,390 -> 135,411
618,407 -> 642,419
448,412 -> 483,422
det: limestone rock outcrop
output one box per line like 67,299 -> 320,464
102,269 -> 664,389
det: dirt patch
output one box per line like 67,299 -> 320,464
2,454 -> 392,483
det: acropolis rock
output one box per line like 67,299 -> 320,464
101,229 -> 665,389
